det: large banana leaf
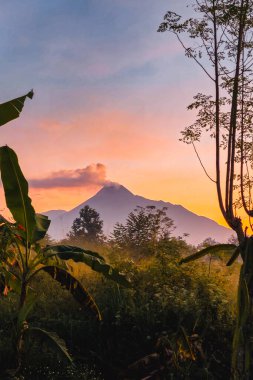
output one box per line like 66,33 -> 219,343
42,266 -> 102,320
226,246 -> 241,266
0,90 -> 33,126
32,213 -> 51,243
0,146 -> 36,243
43,245 -> 130,287
24,327 -> 72,364
180,244 -> 237,264
44,245 -> 105,260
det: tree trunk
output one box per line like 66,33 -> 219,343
232,237 -> 253,379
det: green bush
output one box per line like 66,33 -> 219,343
0,238 -> 239,379
83,245 -> 237,378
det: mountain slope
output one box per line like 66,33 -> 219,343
44,184 -> 233,245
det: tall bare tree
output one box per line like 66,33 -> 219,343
159,1 -> 253,378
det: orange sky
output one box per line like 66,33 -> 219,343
0,0 -> 237,230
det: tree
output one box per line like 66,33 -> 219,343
68,205 -> 104,244
111,206 -> 175,256
158,1 -> 253,377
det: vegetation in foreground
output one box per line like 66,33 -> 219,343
0,213 -> 240,379
0,133 -> 241,379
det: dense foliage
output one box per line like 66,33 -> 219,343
68,206 -> 105,245
110,206 -> 175,257
0,228 -> 239,379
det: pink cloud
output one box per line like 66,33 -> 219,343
29,163 -> 107,189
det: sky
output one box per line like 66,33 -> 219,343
0,0 -> 230,227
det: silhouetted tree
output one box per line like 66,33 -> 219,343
197,238 -> 218,251
40,233 -> 56,246
159,1 -> 253,377
68,205 -> 104,244
111,206 -> 174,256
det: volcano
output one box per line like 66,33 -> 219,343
44,183 -> 233,245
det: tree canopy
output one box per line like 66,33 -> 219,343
68,205 -> 104,244
159,0 -> 253,241
110,205 -> 175,256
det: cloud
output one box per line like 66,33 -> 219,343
29,163 -> 107,189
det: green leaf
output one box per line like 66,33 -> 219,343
24,327 -> 72,364
42,266 -> 102,320
0,90 -> 33,126
0,221 -> 15,258
32,213 -> 51,243
2,267 -> 21,293
0,146 -> 36,242
226,246 -> 241,266
44,244 -> 105,261
43,245 -> 131,287
179,244 -> 237,264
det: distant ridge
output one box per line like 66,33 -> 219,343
43,183 -> 233,245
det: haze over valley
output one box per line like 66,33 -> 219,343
44,183 -> 233,245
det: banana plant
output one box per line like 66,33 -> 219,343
0,90 -> 33,126
0,146 -> 130,369
179,244 -> 238,265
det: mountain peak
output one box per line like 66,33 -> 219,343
96,182 -> 134,197
46,183 -> 234,245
